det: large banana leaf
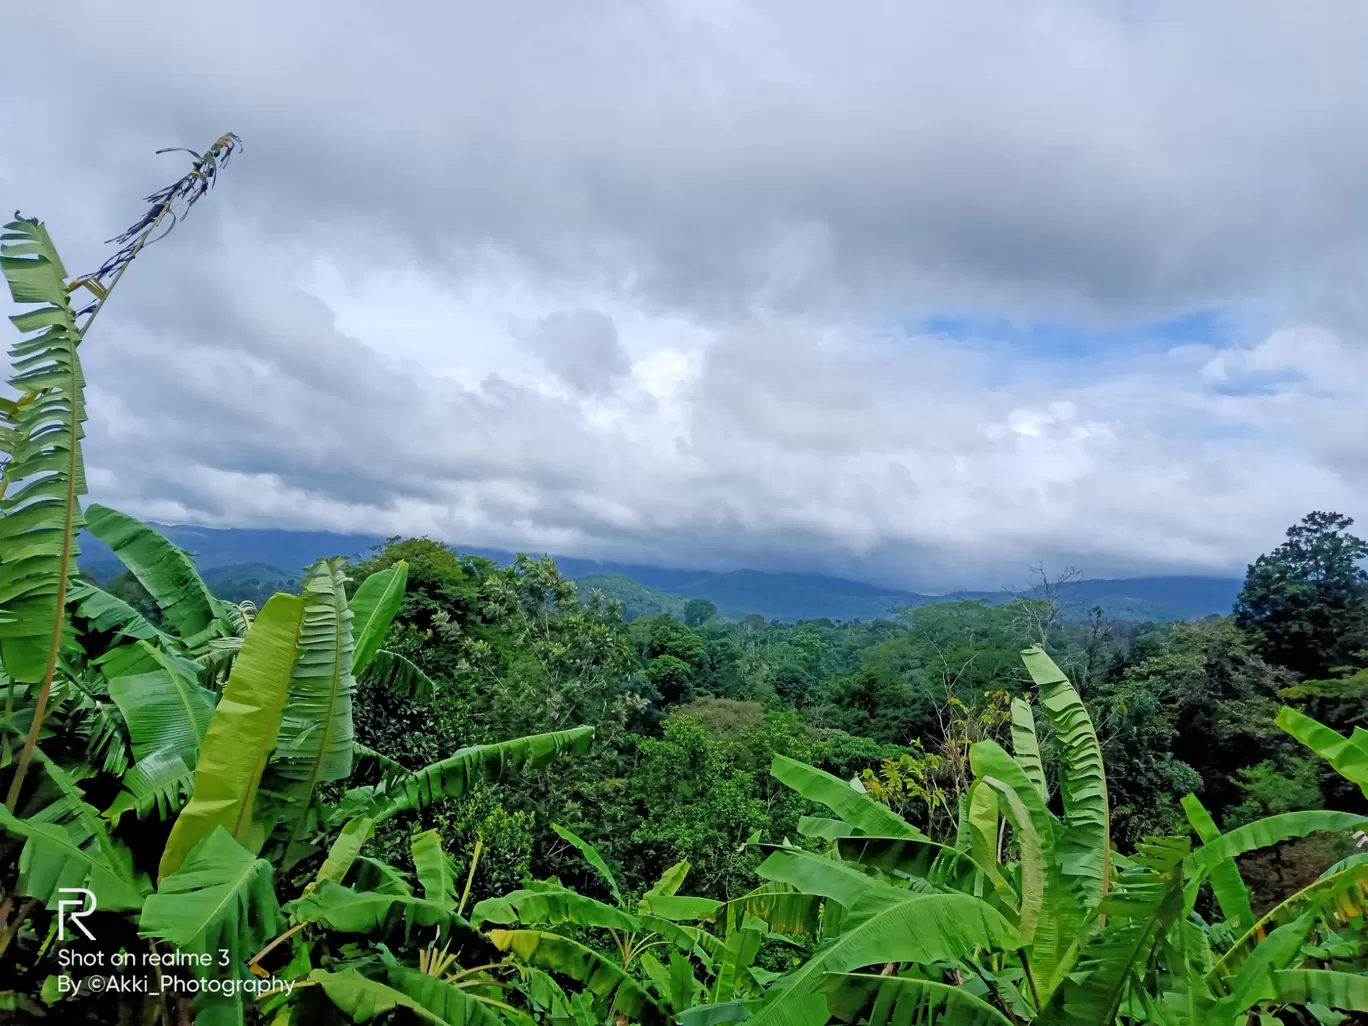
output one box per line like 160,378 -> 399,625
1181,792 -> 1254,933
1021,646 -> 1110,907
1183,810 -> 1368,907
312,966 -> 499,1026
756,847 -> 909,918
1277,705 -> 1368,796
384,964 -> 503,1026
1209,911 -> 1318,1019
474,885 -> 642,932
749,892 -> 1026,1026
717,883 -> 823,936
823,973 -> 1016,1026
487,929 -> 670,1025
367,725 -> 595,823
140,826 -> 282,973
159,592 -> 304,879
292,880 -> 470,945
1271,969 -> 1368,1013
106,640 -> 216,765
272,558 -> 357,816
83,504 -> 229,649
0,803 -> 142,910
711,913 -> 766,1004
411,828 -> 459,911
67,578 -> 168,644
0,218 -> 88,808
349,560 -> 408,674
641,894 -> 723,922
834,835 -> 988,893
771,755 -> 927,839
309,815 -> 376,891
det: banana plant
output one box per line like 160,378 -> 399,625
468,823 -> 815,1025
0,190 -> 597,1024
738,646 -> 1368,1026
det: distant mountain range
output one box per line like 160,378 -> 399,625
77,522 -> 1244,624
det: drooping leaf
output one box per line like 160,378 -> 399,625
552,823 -> 623,905
159,592 -> 304,879
103,747 -> 194,825
411,829 -> 459,911
1183,810 -> 1368,906
107,640 -> 216,765
0,802 -> 142,910
756,847 -> 908,919
83,504 -> 228,649
369,726 -> 595,823
473,885 -> 642,932
360,648 -> 438,700
1181,792 -> 1254,933
348,561 -> 408,675
771,755 -> 927,840
140,826 -> 282,974
67,578 -> 168,644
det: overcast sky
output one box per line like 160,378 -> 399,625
3,2 -> 1368,590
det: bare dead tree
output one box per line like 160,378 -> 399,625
1006,561 -> 1083,649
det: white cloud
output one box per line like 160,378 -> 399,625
3,1 -> 1368,589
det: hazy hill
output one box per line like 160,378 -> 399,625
76,522 -> 1243,624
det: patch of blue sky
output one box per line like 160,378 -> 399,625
1205,369 -> 1305,397
918,307 -> 1230,359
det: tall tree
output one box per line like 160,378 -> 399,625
1234,511 -> 1368,678
683,598 -> 717,627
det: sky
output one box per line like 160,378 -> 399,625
3,2 -> 1368,591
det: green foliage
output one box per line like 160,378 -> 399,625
1235,510 -> 1368,679
7,180 -> 1368,1026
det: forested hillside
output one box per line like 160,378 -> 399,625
80,522 -> 1245,624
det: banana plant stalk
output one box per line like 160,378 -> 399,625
0,134 -> 240,811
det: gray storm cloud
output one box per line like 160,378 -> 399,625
3,1 -> 1368,589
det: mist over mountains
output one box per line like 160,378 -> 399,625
77,522 -> 1243,624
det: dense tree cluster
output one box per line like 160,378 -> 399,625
331,511 -> 1368,912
